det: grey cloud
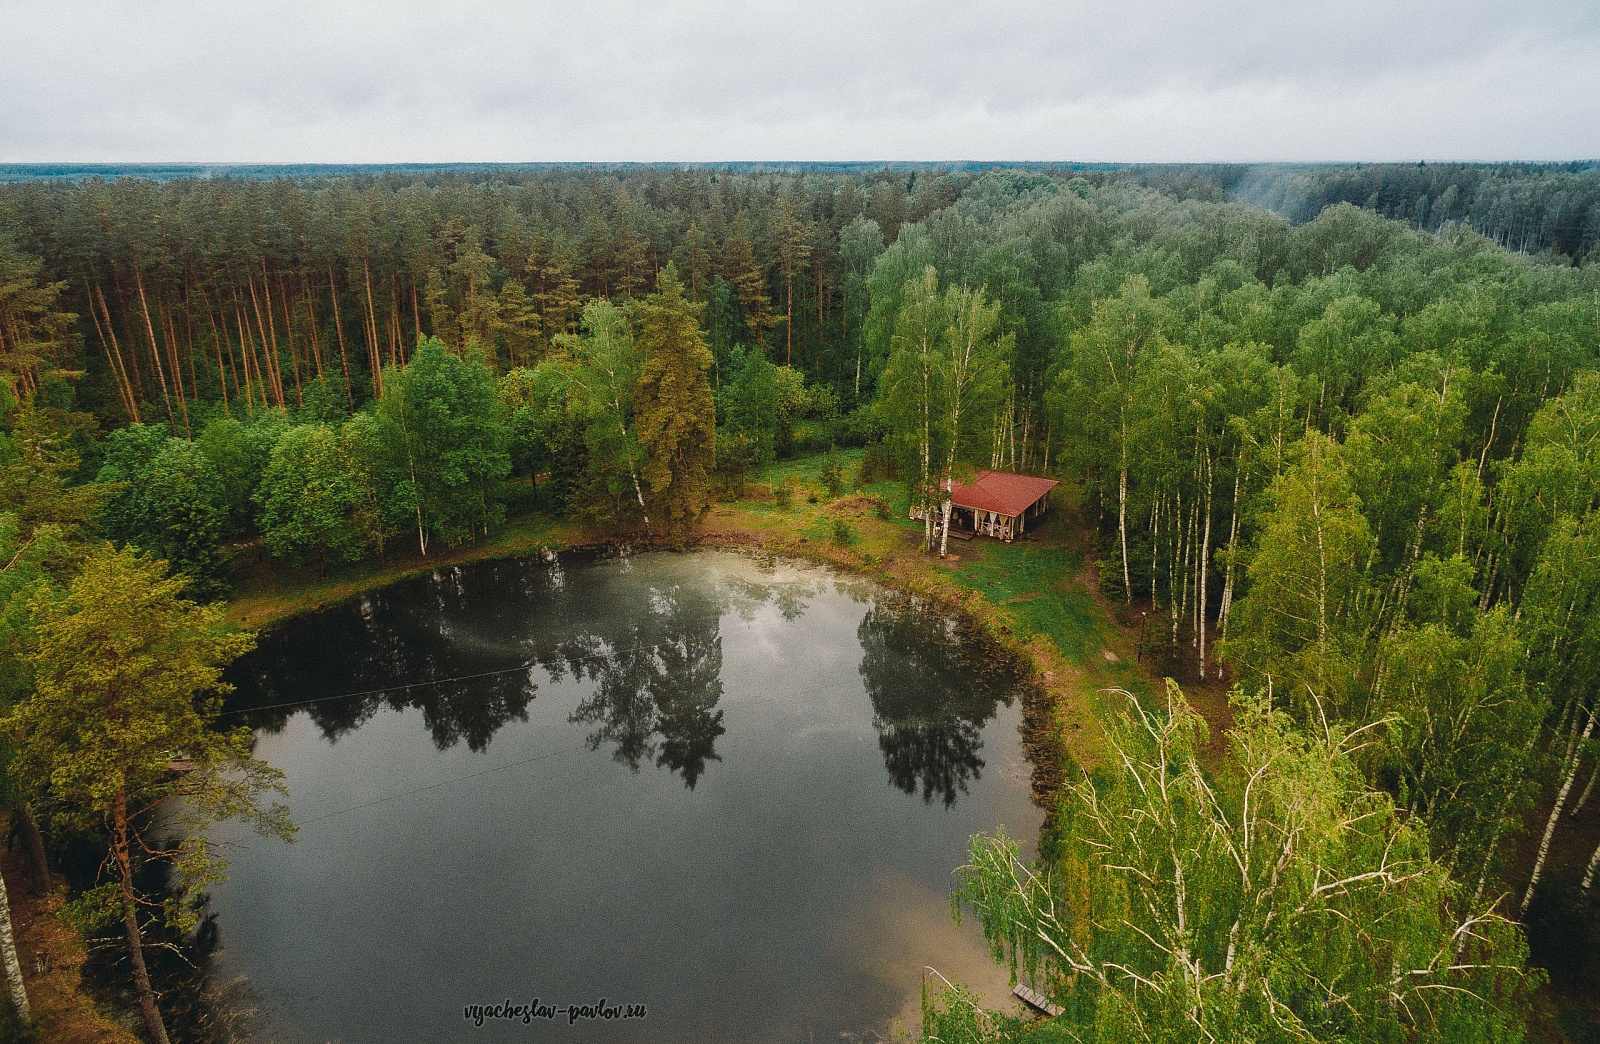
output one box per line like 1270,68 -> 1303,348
1,0 -> 1596,161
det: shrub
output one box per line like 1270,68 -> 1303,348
821,457 -> 845,498
832,518 -> 855,545
859,442 -> 896,484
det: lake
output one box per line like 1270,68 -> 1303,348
211,549 -> 1044,1042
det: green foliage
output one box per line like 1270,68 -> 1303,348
255,424 -> 374,566
1291,294 -> 1399,422
0,403 -> 105,548
371,338 -> 510,553
861,226 -> 935,385
0,237 -> 77,392
1224,434 -> 1376,716
1372,610 -> 1546,882
499,363 -> 583,489
938,686 -> 1538,1043
713,428 -> 762,498
820,456 -> 845,498
296,369 -> 353,423
840,216 -> 885,379
633,266 -> 715,538
1519,514 -> 1600,717
1048,274 -> 1166,596
7,165 -> 1600,1020
57,882 -> 122,935
772,364 -> 810,455
0,515 -> 64,710
96,424 -> 229,593
701,276 -> 744,386
558,298 -> 648,524
721,346 -> 779,466
877,267 -> 1012,521
1500,371 -> 1600,574
830,517 -> 854,545
1216,163 -> 1600,260
6,547 -> 292,929
196,414 -> 285,536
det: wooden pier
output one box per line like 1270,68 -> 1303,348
1012,982 -> 1065,1018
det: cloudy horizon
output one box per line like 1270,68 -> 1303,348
4,0 -> 1599,164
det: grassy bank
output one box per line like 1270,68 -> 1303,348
226,511 -> 588,630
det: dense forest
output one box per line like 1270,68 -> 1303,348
1114,161 -> 1600,261
2,163 -> 1600,1041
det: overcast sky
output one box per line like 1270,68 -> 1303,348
3,0 -> 1598,163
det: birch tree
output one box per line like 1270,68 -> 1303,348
1224,433 -> 1378,718
0,866 -> 24,1023
1372,611 -> 1546,886
839,216 -> 885,398
1516,513 -> 1600,911
1049,275 -> 1165,601
877,268 -> 949,551
557,299 -> 652,531
929,685 -> 1537,1044
372,338 -> 510,553
935,284 -> 1012,557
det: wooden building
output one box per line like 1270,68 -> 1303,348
914,470 -> 1060,542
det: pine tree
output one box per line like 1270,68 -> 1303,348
721,224 -> 778,348
634,266 -> 715,539
7,547 -> 292,1044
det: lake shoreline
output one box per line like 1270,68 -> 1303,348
225,484 -> 1152,779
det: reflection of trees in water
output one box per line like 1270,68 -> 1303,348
226,553 -> 1025,799
857,598 -> 1021,807
560,583 -> 726,788
226,562 -> 548,753
225,554 -> 834,789
719,569 -> 822,623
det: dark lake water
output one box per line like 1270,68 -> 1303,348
211,550 -> 1043,1042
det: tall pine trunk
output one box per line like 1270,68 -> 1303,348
134,270 -> 175,429
305,284 -> 325,382
13,803 -> 47,894
328,267 -> 354,407
88,282 -> 139,421
363,261 -> 382,397
113,787 -> 169,1044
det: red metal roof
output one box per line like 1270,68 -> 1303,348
942,470 -> 1060,517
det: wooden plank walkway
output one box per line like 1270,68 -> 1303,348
1012,982 -> 1065,1017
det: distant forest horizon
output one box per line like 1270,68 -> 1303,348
7,159 -> 1599,261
